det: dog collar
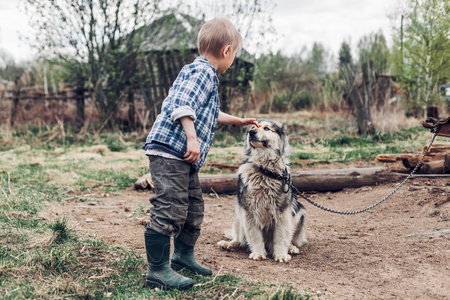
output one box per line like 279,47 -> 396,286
258,166 -> 291,193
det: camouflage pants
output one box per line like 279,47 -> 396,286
146,155 -> 204,246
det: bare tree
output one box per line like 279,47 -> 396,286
23,0 -> 162,127
339,40 -> 375,135
167,0 -> 276,56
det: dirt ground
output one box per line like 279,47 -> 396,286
42,175 -> 450,299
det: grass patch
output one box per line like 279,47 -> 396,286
290,126 -> 428,166
48,218 -> 73,244
106,137 -> 128,152
0,125 -> 312,299
212,131 -> 243,148
0,117 -> 432,298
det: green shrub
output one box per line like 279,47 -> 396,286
260,90 -> 315,113
49,218 -> 73,244
106,138 -> 127,152
291,90 -> 314,110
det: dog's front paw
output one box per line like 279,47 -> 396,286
217,240 -> 239,251
274,253 -> 292,262
249,252 -> 267,260
288,244 -> 300,254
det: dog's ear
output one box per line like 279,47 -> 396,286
280,124 -> 290,157
242,126 -> 252,158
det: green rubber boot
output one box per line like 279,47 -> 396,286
144,230 -> 194,290
171,237 -> 212,276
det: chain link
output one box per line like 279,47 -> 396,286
293,125 -> 439,215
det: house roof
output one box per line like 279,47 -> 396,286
139,12 -> 255,63
139,12 -> 203,52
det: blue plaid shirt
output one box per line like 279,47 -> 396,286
143,56 -> 220,170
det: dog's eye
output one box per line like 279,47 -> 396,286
264,127 -> 270,131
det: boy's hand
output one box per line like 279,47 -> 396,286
184,138 -> 200,164
180,116 -> 200,164
217,112 -> 260,127
240,118 -> 260,127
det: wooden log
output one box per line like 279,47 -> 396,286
289,167 -> 402,192
423,142 -> 450,156
199,174 -> 238,194
136,167 -> 449,194
400,155 -> 443,169
207,163 -> 240,170
199,167 -> 402,193
376,142 -> 450,168
375,153 -> 443,169
445,154 -> 450,174
376,153 -> 419,163
421,160 -> 444,174
376,142 -> 450,169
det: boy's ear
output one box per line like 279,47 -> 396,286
222,45 -> 232,57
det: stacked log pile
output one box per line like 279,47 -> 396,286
375,142 -> 450,174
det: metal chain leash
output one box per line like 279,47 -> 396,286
292,124 -> 440,215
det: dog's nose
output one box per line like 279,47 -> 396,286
249,130 -> 257,136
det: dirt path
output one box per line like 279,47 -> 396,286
42,177 -> 449,299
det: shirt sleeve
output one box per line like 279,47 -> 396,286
169,67 -> 214,122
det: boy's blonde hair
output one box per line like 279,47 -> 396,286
197,18 -> 243,58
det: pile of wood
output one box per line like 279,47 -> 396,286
375,142 -> 450,174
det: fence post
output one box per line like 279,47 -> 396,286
76,86 -> 85,124
10,88 -> 20,127
127,88 -> 136,130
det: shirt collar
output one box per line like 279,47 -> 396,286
195,56 -> 216,73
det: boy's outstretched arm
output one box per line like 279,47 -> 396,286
180,116 -> 200,164
217,112 -> 260,127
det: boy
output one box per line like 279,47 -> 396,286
142,17 -> 259,290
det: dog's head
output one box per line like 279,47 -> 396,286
243,119 -> 290,158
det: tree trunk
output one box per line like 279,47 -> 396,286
10,89 -> 20,127
341,63 -> 374,135
426,106 -> 439,119
127,89 -> 136,130
76,86 -> 85,125
197,167 -> 400,193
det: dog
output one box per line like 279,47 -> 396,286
218,119 -> 307,262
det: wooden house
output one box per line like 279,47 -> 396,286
136,13 -> 254,119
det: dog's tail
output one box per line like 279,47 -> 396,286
291,190 -> 307,216
293,200 -> 307,216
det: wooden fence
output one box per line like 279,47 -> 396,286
0,50 -> 254,128
1,87 -> 88,126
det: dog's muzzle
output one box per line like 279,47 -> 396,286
248,130 -> 269,148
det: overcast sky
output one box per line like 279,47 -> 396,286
0,0 -> 398,63
272,0 -> 397,56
